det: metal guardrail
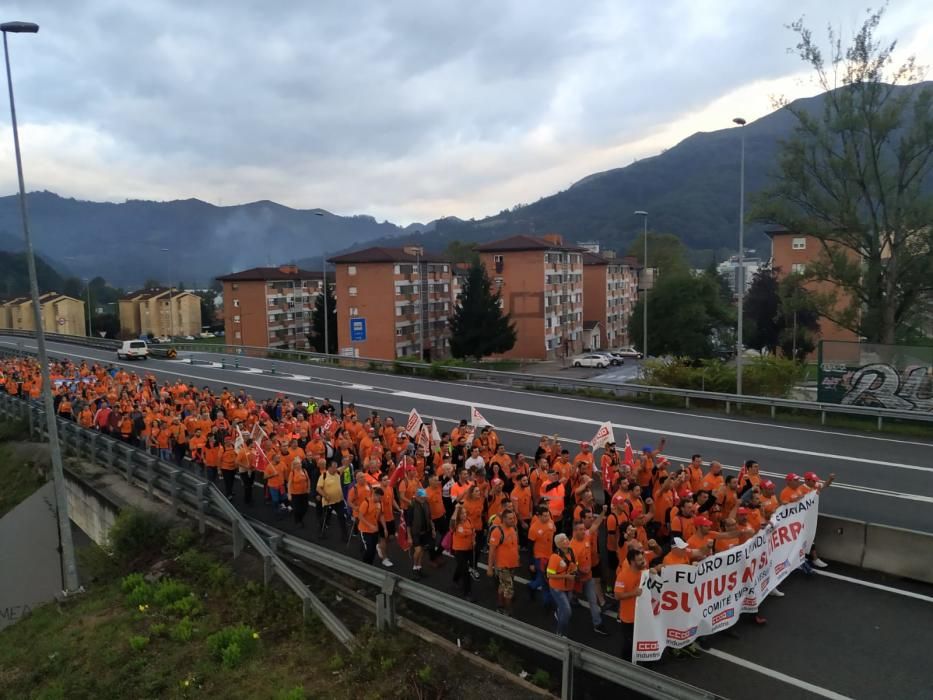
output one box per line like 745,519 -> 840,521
2,329 -> 930,430
0,389 -> 719,700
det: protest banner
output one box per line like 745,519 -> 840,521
632,491 -> 819,661
405,408 -> 423,438
590,421 -> 614,450
470,405 -> 491,427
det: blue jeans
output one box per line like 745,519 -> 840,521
159,448 -> 172,462
553,590 -> 572,636
529,558 -> 553,606
579,578 -> 602,627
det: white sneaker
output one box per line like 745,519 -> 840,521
812,558 -> 828,568
382,558 -> 394,568
769,588 -> 785,598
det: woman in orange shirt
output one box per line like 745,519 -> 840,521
462,485 -> 485,579
287,458 -> 311,527
202,435 -> 222,483
449,504 -> 476,600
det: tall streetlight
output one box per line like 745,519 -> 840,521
634,210 -> 648,358
733,117 -> 747,395
2,20 -> 80,594
84,278 -> 93,337
160,248 -> 174,339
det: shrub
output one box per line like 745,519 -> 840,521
128,635 -> 150,652
276,687 -> 306,700
121,572 -> 147,594
175,549 -> 215,581
165,526 -> 198,555
148,622 -> 167,638
152,579 -> 191,607
639,356 -> 802,398
124,581 -> 154,607
164,594 -> 202,618
206,624 -> 259,667
531,669 -> 550,688
108,509 -> 169,564
170,616 -> 195,642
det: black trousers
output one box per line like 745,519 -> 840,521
240,471 -> 255,503
319,503 -> 348,538
453,550 -> 472,596
362,532 -> 379,564
620,620 -> 635,661
222,469 -> 236,497
292,493 -> 309,525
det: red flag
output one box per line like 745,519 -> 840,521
396,516 -> 411,552
623,434 -> 635,468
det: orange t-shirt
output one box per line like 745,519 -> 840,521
528,516 -> 556,560
488,525 -> 519,569
546,551 -> 577,592
426,486 -> 445,520
614,561 -> 643,623
451,520 -> 474,551
570,536 -> 594,580
357,496 -> 380,534
510,486 -> 533,522
288,467 -> 311,495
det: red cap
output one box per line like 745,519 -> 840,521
611,493 -> 627,506
694,516 -> 714,527
786,472 -> 800,481
581,441 -> 591,448
804,471 -> 819,481
737,507 -> 749,516
761,480 -> 775,490
681,490 -> 694,500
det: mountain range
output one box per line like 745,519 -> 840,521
0,82 -> 927,287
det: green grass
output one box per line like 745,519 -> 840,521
0,509 -> 535,700
0,419 -> 46,518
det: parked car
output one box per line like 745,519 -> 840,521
571,353 -> 609,369
199,332 -> 215,338
601,351 -> 627,365
117,340 -> 149,360
612,347 -> 644,359
183,335 -> 196,341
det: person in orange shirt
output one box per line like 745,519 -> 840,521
487,510 -> 520,615
78,405 -> 94,429
462,485 -> 485,579
358,486 -> 384,565
287,458 -> 311,527
202,435 -> 222,483
449,503 -> 476,600
779,473 -> 804,504
509,474 -> 533,548
686,454 -> 705,493
188,429 -> 207,466
701,461 -> 725,492
615,548 -> 650,661
527,505 -> 556,605
264,453 -> 287,512
377,474 -> 398,569
546,533 -> 577,637
219,440 -> 238,498
570,512 -> 609,636
237,438 -> 257,505
425,475 -> 447,558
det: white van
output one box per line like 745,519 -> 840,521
117,340 -> 149,360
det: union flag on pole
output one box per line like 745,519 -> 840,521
590,421 -> 615,450
321,416 -> 335,435
430,419 -> 441,446
623,434 -> 635,468
234,427 -> 246,450
418,425 -> 431,455
470,405 -> 491,427
406,408 -> 423,438
250,422 -> 268,443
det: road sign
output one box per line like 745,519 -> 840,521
350,317 -> 366,342
57,317 -> 66,326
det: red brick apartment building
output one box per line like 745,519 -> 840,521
328,246 -> 453,361
476,234 -> 584,360
582,251 -> 640,350
217,265 -> 325,349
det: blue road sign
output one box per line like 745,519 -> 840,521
350,317 -> 367,342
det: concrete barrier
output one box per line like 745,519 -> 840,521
862,523 -> 933,585
65,470 -> 121,546
815,514 -> 867,568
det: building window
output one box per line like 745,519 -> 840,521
233,299 -> 239,308
349,306 -> 359,315
791,263 -> 806,274
443,265 -> 449,273
348,286 -> 358,297
233,315 -> 241,323
231,284 -> 239,290
235,331 -> 241,339
348,265 -> 357,276
792,237 -> 807,250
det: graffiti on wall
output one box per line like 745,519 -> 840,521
819,363 -> 933,412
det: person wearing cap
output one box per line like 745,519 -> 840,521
685,515 -> 740,552
410,488 -> 435,578
573,441 -> 595,479
758,479 -> 779,520
780,473 -> 805,504
541,470 -> 567,531
799,472 -> 834,569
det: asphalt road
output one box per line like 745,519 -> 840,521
4,336 -> 930,532
4,336 -> 931,699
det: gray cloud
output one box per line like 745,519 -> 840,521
0,1 -> 930,223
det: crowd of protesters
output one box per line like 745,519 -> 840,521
1,355 -> 835,662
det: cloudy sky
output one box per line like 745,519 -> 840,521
0,1 -> 931,225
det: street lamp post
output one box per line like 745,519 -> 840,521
733,117 -> 747,395
160,248 -> 174,339
634,210 -> 648,359
2,20 -> 80,594
85,278 -> 93,337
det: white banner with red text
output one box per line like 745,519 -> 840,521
632,491 -> 819,662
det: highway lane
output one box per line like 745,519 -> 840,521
3,336 -> 932,532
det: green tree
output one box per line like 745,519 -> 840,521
93,313 -> 121,339
449,261 -> 516,360
754,7 -> 933,344
777,274 -> 821,360
193,290 -> 216,331
744,269 -> 782,351
629,271 -> 733,358
625,232 -> 690,277
444,240 -> 480,265
309,282 -> 337,354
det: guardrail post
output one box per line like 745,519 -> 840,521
168,468 -> 180,508
725,401 -> 731,414
195,483 -> 208,535
376,575 -> 399,631
685,396 -> 690,409
232,520 -> 244,559
877,415 -> 883,431
262,554 -> 274,587
820,410 -> 826,425
268,534 -> 283,554
561,645 -> 576,700
123,446 -> 136,481
145,456 -> 158,498
770,404 -> 776,419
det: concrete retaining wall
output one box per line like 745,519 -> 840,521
65,470 -> 120,546
814,514 -> 867,568
862,523 -> 933,584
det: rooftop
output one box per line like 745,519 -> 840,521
215,265 -> 324,282
327,246 -> 448,264
475,234 -> 584,253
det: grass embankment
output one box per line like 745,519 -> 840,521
0,510 -> 539,700
0,419 -> 46,518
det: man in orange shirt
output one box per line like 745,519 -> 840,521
701,461 -> 725,492
487,510 -> 520,616
546,533 -> 577,637
527,505 -> 556,605
779,473 -> 804,504
358,486 -> 384,565
570,514 -> 610,636
510,474 -> 533,549
614,548 -> 648,661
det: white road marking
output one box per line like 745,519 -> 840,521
184,345 -> 933,448
700,648 -> 854,700
390,390 -> 933,474
812,570 -> 933,604
6,342 -> 932,504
